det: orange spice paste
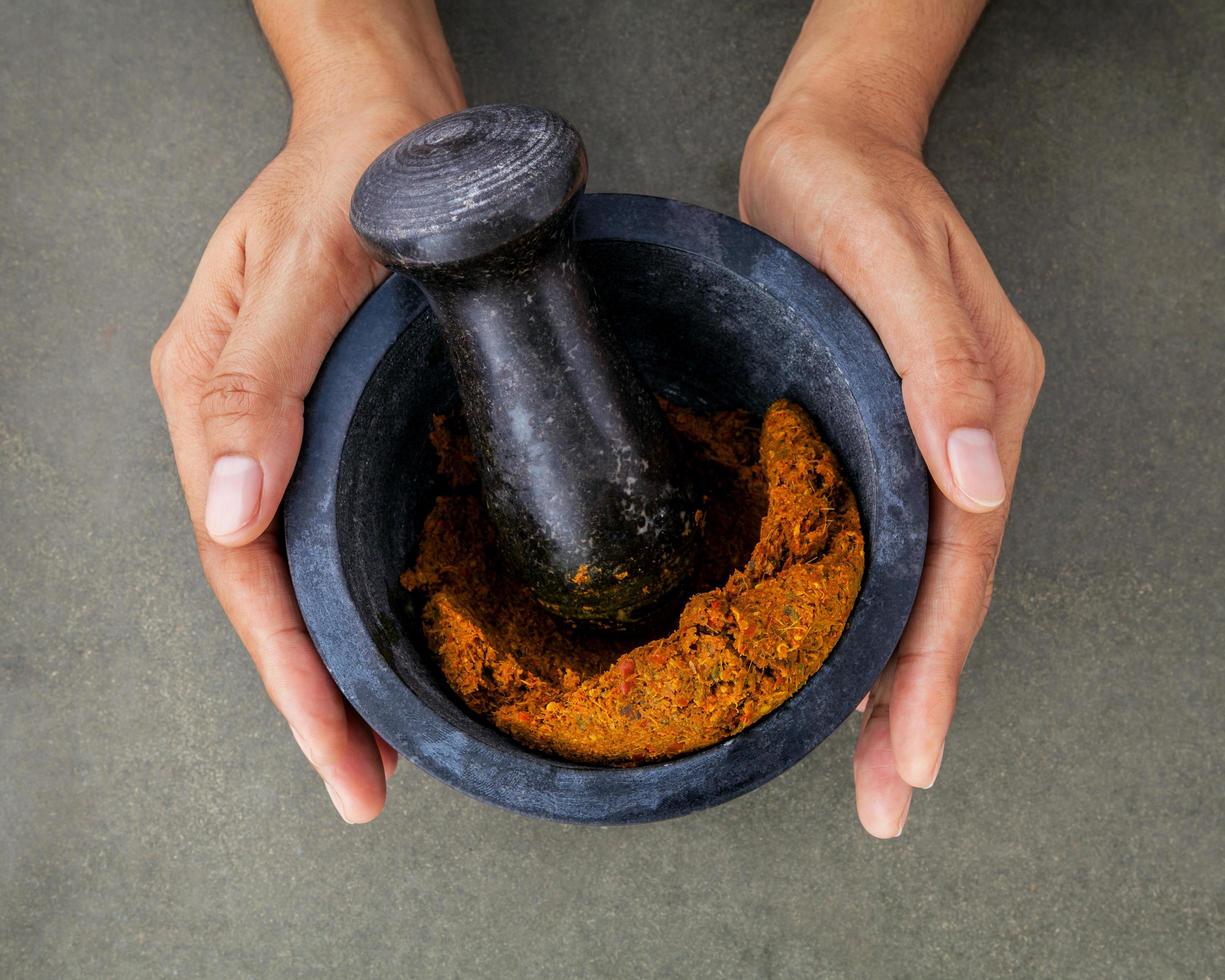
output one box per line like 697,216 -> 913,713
401,399 -> 864,765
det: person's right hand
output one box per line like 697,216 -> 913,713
151,101 -> 449,822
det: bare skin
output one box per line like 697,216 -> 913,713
740,0 -> 1045,836
151,0 -> 463,822
152,0 -> 1042,833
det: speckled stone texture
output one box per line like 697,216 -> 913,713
349,108 -> 708,627
284,194 -> 926,823
1,0 -> 1222,977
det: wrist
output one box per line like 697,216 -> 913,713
288,85 -> 451,145
286,38 -> 463,137
761,52 -> 933,157
287,98 -> 435,154
758,0 -> 986,156
257,0 -> 463,138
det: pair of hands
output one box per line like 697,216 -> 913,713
152,89 -> 1042,836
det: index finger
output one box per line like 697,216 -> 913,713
158,322 -> 388,822
888,492 -> 1007,789
198,530 -> 388,823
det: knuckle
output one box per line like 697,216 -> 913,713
997,320 -> 1045,405
929,532 -> 1000,590
1027,329 -> 1046,396
150,338 -> 193,398
199,369 -> 280,429
896,644 -> 958,685
924,331 -> 997,399
149,334 -> 170,396
978,571 -> 997,626
152,324 -> 220,393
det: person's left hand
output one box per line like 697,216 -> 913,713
739,98 -> 1044,837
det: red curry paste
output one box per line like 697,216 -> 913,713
401,399 -> 864,765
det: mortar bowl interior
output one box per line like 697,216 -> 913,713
284,193 -> 927,824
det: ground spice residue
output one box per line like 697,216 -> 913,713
401,399 -> 864,765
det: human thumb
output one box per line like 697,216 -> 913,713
199,261 -> 364,546
826,234 -> 1006,514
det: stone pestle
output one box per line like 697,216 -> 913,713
349,104 -> 701,627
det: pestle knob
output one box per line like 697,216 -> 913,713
350,104 -> 700,628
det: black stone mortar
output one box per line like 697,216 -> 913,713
283,193 -> 928,824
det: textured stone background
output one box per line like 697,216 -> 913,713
2,1 -> 1222,976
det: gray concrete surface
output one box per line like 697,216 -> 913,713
2,0 -> 1222,976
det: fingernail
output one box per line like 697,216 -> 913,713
947,428 -> 1006,509
204,455 -> 262,538
893,795 -> 913,838
324,781 -> 354,824
921,741 -> 945,790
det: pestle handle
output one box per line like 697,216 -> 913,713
350,105 -> 700,627
350,104 -> 586,271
